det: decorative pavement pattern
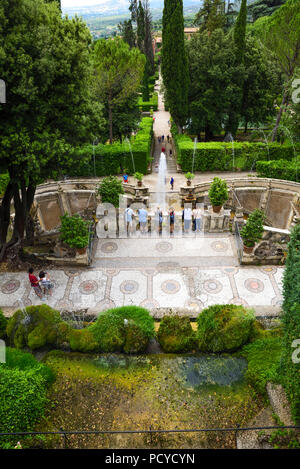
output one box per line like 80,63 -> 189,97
0,235 -> 284,317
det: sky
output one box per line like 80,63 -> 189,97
61,0 -> 115,7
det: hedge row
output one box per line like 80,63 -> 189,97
67,117 -> 153,177
171,124 -> 300,172
138,92 -> 158,112
256,158 -> 300,182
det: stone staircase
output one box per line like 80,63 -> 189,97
166,154 -> 177,173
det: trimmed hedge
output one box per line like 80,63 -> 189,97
67,117 -> 153,177
138,93 -> 158,112
196,304 -> 256,352
171,124 -> 300,172
256,158 -> 300,182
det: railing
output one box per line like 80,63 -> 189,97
1,425 -> 299,449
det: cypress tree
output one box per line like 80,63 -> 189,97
162,0 -> 189,132
234,0 -> 247,64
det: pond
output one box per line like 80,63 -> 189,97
38,351 -> 262,449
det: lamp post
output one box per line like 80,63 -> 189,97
92,138 -> 99,177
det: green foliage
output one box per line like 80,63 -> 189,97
59,213 -> 89,249
93,37 -> 145,142
256,158 -> 300,181
162,0 -> 189,129
0,348 -> 53,447
138,92 -> 158,111
98,176 -> 125,208
89,306 -> 154,353
281,224 -> 300,422
240,209 -> 265,248
240,337 -> 282,394
6,305 -> 67,350
0,173 -> 9,197
68,117 -> 153,177
194,0 -> 226,32
234,0 -> 247,64
196,304 -> 256,352
0,309 -> 7,339
134,172 -> 144,181
157,316 -> 196,353
208,177 -> 229,207
69,329 -> 99,353
184,172 -> 195,180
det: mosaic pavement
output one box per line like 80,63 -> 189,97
0,235 -> 284,316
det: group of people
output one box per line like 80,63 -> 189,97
28,267 -> 53,300
124,205 -> 203,236
158,135 -> 171,144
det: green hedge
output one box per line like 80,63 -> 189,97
0,348 -> 54,448
138,93 -> 158,112
157,315 -> 196,352
256,158 -> 300,182
67,117 -> 153,177
171,124 -> 300,172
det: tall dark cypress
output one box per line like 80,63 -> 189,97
162,0 -> 189,132
234,0 -> 247,63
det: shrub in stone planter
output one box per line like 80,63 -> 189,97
59,213 -> 89,251
208,177 -> 229,212
240,209 -> 265,251
196,304 -> 256,352
6,305 -> 68,350
123,321 -> 149,354
98,175 -> 125,208
157,315 -> 197,352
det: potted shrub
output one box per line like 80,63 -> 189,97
185,172 -> 195,186
208,177 -> 229,213
134,172 -> 144,187
60,213 -> 89,255
98,176 -> 124,208
240,209 -> 265,254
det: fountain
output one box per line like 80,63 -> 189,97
192,137 -> 198,174
224,133 -> 235,170
124,137 -> 136,174
156,151 -> 167,211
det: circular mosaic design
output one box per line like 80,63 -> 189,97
210,241 -> 229,253
140,299 -> 159,309
161,280 -> 181,294
155,241 -> 173,253
79,280 -> 98,295
120,280 -> 139,295
203,279 -> 223,294
100,242 -> 118,254
244,278 -> 264,294
1,280 -> 21,295
229,297 -> 249,306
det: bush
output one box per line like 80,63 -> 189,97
256,158 -> 300,181
281,224 -> 300,423
98,175 -> 124,207
66,117 -> 153,177
89,306 -> 155,353
208,177 -> 229,207
138,92 -> 158,111
157,316 -> 196,352
240,209 -> 265,248
6,305 -> 67,350
0,309 -> 7,339
196,304 -> 256,352
69,329 -> 99,352
0,348 -> 54,448
171,124 -> 300,172
0,173 -> 9,197
59,213 -> 89,249
241,337 -> 282,395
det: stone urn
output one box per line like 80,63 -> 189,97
243,244 -> 254,254
137,180 -> 142,187
212,205 -> 222,214
76,247 -> 87,255
187,179 -> 192,187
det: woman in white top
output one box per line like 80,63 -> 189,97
193,207 -> 202,232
